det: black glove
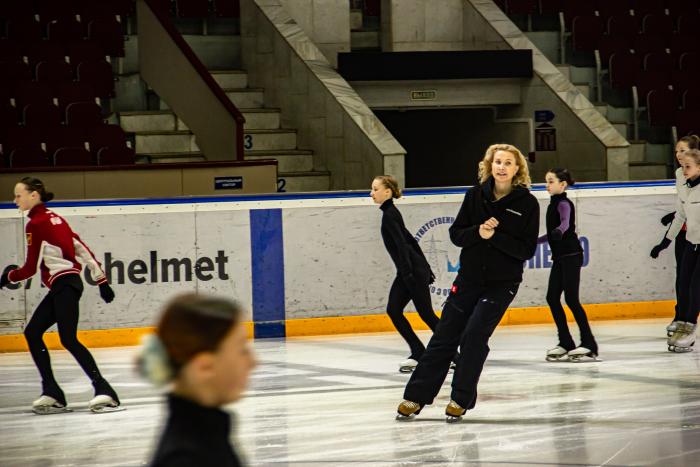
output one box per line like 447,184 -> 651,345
650,237 -> 672,258
99,283 -> 115,303
550,229 -> 563,241
661,212 -> 675,226
0,272 -> 9,289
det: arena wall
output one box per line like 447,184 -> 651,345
0,181 -> 677,350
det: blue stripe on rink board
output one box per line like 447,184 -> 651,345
0,179 -> 676,210
249,209 -> 286,338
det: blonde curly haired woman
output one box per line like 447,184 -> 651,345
396,144 -> 539,422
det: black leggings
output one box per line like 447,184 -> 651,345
546,253 -> 597,354
677,242 -> 700,324
674,230 -> 689,321
387,268 -> 439,359
24,275 -> 103,392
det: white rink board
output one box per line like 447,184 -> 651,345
0,182 -> 680,332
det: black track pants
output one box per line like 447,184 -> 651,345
23,275 -> 103,391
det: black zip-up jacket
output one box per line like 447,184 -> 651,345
546,192 -> 583,259
151,394 -> 242,467
380,198 -> 432,280
449,177 -> 539,285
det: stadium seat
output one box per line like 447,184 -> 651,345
572,15 -> 604,53
608,14 -> 640,38
609,51 -> 642,89
36,60 -> 75,93
77,60 -> 115,97
14,82 -> 54,112
9,147 -> 50,168
214,0 -> 240,18
53,146 -> 93,166
176,0 -> 210,18
89,124 -> 130,156
47,17 -> 85,42
97,146 -> 135,165
65,101 -> 104,135
87,18 -> 125,57
642,13 -> 675,34
643,51 -> 674,71
633,0 -> 667,18
6,17 -> 42,42
647,88 -> 678,126
679,51 -> 700,70
0,127 -> 43,155
675,109 -> 700,136
57,82 -> 96,113
23,102 -> 63,133
45,125 -> 86,157
683,88 -> 700,108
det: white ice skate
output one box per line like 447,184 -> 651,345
396,400 -> 423,420
399,358 -> 418,373
545,346 -> 570,362
567,346 -> 600,362
32,395 -> 70,415
667,320 -> 681,338
445,400 -> 466,423
88,395 -> 124,413
668,322 -> 696,353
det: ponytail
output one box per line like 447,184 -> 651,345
19,177 -> 54,202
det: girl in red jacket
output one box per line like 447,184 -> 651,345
0,177 -> 120,414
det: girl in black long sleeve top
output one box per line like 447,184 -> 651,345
372,176 -> 439,372
541,169 -> 598,362
397,144 -> 539,422
139,294 -> 256,467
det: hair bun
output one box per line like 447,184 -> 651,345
136,334 -> 174,386
43,192 -> 54,202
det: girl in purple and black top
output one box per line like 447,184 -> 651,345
541,169 -> 598,362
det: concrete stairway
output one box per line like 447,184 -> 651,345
118,70 -> 330,192
556,64 -> 671,180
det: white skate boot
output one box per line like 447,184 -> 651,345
667,320 -> 681,338
88,379 -> 124,413
32,395 -> 70,415
668,322 -> 697,353
568,346 -> 600,362
445,400 -> 466,423
545,345 -> 570,362
399,358 -> 418,373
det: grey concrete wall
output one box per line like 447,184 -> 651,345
462,0 -> 630,182
280,0 -> 350,67
241,0 -> 405,190
377,0 -> 630,182
380,0 -> 466,51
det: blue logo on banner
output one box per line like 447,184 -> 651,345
535,110 -> 555,122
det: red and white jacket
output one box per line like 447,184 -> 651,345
8,204 -> 108,289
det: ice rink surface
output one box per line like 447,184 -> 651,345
1,318 -> 699,467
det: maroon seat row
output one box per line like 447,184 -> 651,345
1,16 -> 125,57
0,40 -> 108,66
0,125 -> 135,168
499,0 -> 700,28
648,88 -> 700,136
0,0 -> 134,22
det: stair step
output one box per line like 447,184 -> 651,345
629,162 -> 669,180
138,151 -> 207,164
351,31 -> 380,50
135,131 -> 200,154
134,129 -> 298,154
610,121 -> 628,139
223,88 -> 264,109
158,88 -> 264,110
121,109 -> 281,132
277,171 -> 331,192
244,129 -> 297,151
594,104 -> 608,118
210,70 -> 248,89
629,142 -> 646,162
245,149 -> 314,173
